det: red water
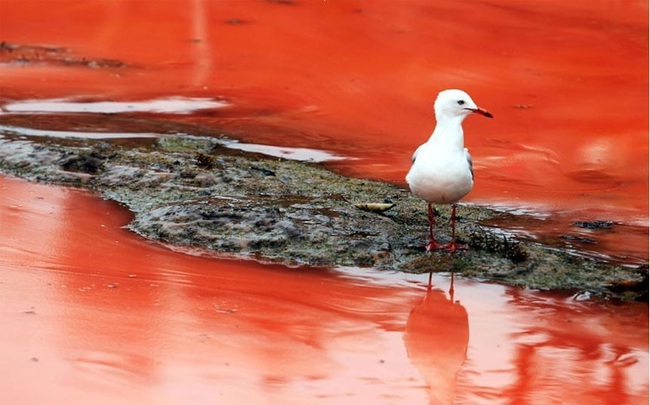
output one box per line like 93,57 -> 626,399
0,175 -> 647,404
1,0 -> 647,262
0,1 -> 649,403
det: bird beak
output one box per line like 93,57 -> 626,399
470,107 -> 493,118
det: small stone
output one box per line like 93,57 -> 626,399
572,220 -> 614,230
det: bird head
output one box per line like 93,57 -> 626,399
434,89 -> 493,121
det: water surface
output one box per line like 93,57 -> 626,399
0,1 -> 648,403
0,176 -> 647,404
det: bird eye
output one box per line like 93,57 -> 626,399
457,100 -> 466,105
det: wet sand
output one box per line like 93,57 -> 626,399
3,132 -> 645,297
1,175 -> 647,404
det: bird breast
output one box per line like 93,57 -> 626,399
406,145 -> 474,204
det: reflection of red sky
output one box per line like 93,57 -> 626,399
1,0 -> 647,226
0,176 -> 647,404
0,176 -> 426,403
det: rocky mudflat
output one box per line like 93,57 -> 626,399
0,118 -> 646,301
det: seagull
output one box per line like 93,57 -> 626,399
406,89 -> 493,252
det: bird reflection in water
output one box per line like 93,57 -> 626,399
404,273 -> 470,405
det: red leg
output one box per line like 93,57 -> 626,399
428,203 -> 434,241
444,204 -> 468,253
425,203 -> 445,251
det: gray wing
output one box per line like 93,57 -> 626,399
464,148 -> 473,179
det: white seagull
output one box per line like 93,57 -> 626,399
406,89 -> 493,252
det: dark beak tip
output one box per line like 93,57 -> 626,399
484,111 -> 494,119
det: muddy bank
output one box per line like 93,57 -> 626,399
0,121 -> 646,300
